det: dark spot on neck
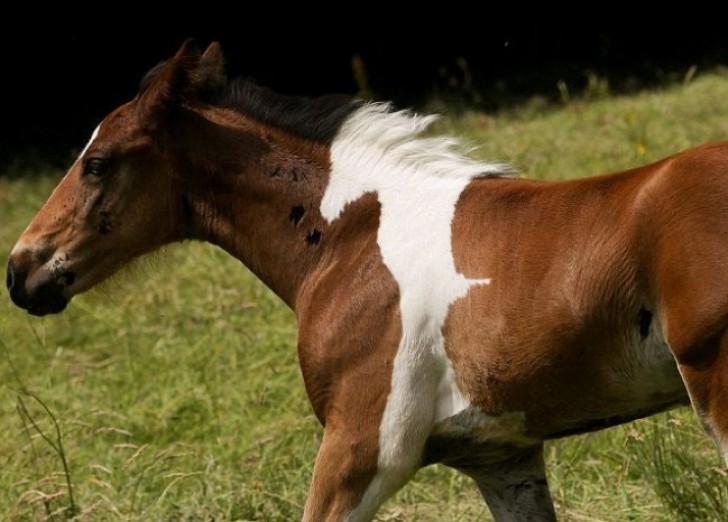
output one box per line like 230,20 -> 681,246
99,211 -> 112,235
181,194 -> 194,229
271,166 -> 303,182
289,205 -> 306,226
306,229 -> 322,246
638,307 -> 652,338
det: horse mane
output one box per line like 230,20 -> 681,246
214,83 -> 514,179
139,58 -> 361,144
139,61 -> 512,176
213,78 -> 363,144
332,103 -> 514,180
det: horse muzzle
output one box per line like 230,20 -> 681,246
6,258 -> 71,316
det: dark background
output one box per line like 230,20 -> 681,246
3,15 -> 727,170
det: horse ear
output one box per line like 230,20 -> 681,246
158,38 -> 204,95
173,38 -> 202,61
200,41 -> 226,83
137,39 -> 217,121
195,41 -> 227,97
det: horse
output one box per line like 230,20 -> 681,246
6,39 -> 727,521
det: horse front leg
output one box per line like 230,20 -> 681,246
300,363 -> 426,522
302,419 -> 419,522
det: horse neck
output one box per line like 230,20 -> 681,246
176,108 -> 340,309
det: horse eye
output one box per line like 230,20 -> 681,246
84,158 -> 108,177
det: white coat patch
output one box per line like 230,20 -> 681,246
79,124 -> 101,161
321,103 -> 509,519
11,124 -> 102,256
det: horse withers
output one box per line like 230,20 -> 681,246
8,40 -> 728,521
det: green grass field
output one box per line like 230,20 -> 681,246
3,72 -> 728,521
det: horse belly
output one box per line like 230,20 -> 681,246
425,333 -> 687,468
438,306 -> 688,456
536,329 -> 689,439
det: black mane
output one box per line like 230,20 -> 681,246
139,61 -> 361,143
213,79 -> 362,144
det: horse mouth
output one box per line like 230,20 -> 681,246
6,261 -> 71,316
25,293 -> 69,316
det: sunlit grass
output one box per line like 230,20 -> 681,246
3,71 -> 728,520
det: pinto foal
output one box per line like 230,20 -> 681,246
8,41 -> 727,521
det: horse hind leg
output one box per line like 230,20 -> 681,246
463,444 -> 557,522
667,315 -> 728,464
659,259 -> 728,464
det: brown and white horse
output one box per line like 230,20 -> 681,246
6,40 -> 727,521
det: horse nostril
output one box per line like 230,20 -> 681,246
6,263 -> 15,292
6,260 -> 31,310
59,272 -> 76,287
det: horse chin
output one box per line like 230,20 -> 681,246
27,295 -> 69,317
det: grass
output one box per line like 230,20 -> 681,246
3,71 -> 728,521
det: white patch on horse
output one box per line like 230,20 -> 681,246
78,124 -> 101,162
322,104 -> 510,518
11,124 -> 103,254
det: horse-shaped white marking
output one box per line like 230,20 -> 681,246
321,103 -> 508,518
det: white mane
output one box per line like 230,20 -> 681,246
337,102 -> 511,179
320,102 -> 512,222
